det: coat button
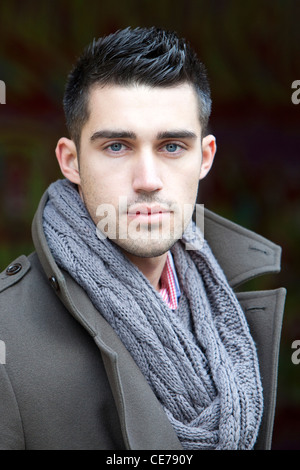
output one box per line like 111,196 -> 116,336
49,276 -> 59,291
6,263 -> 22,275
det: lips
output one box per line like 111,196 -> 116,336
127,205 -> 169,217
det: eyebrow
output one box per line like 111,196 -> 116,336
156,130 -> 197,140
90,129 -> 198,142
90,130 -> 136,142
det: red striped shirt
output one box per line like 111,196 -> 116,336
159,252 -> 180,310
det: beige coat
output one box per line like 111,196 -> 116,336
0,189 -> 286,449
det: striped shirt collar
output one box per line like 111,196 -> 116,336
159,251 -> 181,310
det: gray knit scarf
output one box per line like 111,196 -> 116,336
43,179 -> 263,450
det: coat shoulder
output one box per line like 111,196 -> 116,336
0,253 -> 51,312
0,255 -> 32,295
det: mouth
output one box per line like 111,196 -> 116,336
127,204 -> 171,222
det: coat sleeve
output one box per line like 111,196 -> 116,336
0,365 -> 25,449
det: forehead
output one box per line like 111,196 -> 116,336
83,83 -> 201,136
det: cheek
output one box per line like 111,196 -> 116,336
175,169 -> 201,201
80,168 -> 125,221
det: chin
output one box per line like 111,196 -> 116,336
115,238 -> 178,259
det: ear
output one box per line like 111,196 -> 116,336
55,137 -> 81,185
199,134 -> 216,180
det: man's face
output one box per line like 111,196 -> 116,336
63,83 -> 215,258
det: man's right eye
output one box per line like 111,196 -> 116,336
107,142 -> 124,152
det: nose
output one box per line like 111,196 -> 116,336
132,151 -> 163,194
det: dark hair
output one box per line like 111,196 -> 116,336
63,27 -> 212,148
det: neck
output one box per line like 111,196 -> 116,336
120,250 -> 168,292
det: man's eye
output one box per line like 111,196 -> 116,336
108,143 -> 124,152
162,143 -> 183,153
166,143 -> 178,152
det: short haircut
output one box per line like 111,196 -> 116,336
63,26 -> 212,149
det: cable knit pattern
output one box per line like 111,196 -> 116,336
43,179 -> 263,450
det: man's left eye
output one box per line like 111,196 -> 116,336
164,143 -> 181,153
109,143 -> 124,152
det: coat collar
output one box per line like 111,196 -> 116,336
202,208 -> 282,288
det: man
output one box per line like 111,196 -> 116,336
0,27 -> 285,450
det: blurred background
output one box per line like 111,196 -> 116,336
0,0 -> 299,449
